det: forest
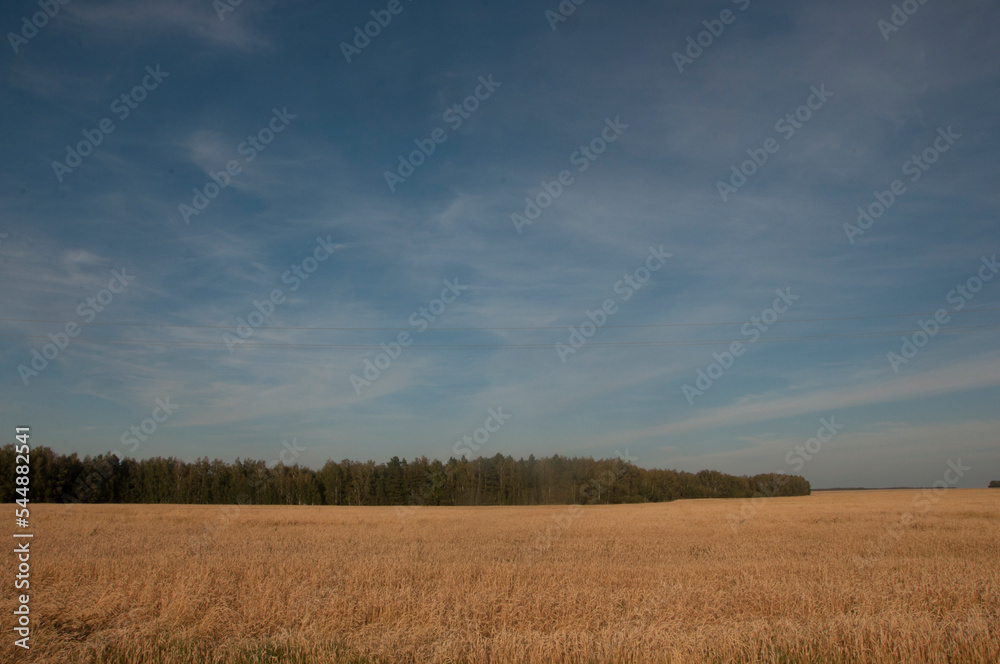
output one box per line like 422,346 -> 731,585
0,445 -> 811,506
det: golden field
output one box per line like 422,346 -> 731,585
2,490 -> 998,663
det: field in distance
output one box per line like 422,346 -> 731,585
2,490 -> 997,663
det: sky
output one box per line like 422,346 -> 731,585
1,0 -> 999,489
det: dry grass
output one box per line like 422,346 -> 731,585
2,489 -> 998,663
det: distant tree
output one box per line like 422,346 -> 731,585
0,444 -> 810,506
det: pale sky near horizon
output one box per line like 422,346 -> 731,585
2,0 -> 999,488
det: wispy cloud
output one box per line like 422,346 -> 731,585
2,0 -> 998,487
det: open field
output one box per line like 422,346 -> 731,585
2,490 -> 998,663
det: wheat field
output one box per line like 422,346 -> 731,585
2,490 -> 997,663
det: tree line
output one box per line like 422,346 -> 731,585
0,445 -> 810,506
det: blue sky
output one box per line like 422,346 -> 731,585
2,0 -> 999,488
